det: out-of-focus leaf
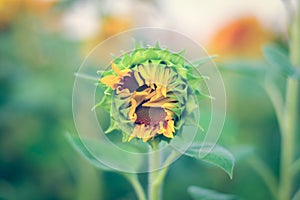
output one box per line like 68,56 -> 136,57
230,145 -> 255,162
66,132 -> 145,172
292,187 -> 300,200
65,132 -> 112,171
263,44 -> 295,76
188,186 -> 240,200
183,143 -> 235,178
220,59 -> 266,76
248,156 -> 278,199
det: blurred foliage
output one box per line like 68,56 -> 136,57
207,17 -> 274,60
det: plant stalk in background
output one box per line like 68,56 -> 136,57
278,1 -> 300,200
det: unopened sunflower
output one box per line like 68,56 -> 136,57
97,43 -> 206,143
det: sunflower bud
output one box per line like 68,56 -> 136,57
98,43 -> 205,143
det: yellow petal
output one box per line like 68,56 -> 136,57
161,86 -> 167,97
134,90 -> 151,98
134,71 -> 145,86
165,110 -> 174,120
112,63 -> 130,76
116,88 -> 131,98
128,135 -> 134,142
142,126 -> 153,142
157,121 -> 166,134
149,126 -> 159,138
136,124 -> 145,138
100,75 -> 119,89
129,99 -> 137,121
145,90 -> 157,100
158,120 -> 175,138
162,103 -> 177,109
150,83 -> 156,90
163,120 -> 174,138
142,98 -> 175,108
162,68 -> 170,85
157,128 -> 166,134
168,120 -> 175,133
132,89 -> 152,106
132,125 -> 141,139
128,127 -> 138,141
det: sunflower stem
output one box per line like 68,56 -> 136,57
153,151 -> 179,186
148,141 -> 162,200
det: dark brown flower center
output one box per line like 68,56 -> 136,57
135,105 -> 166,126
118,71 -> 140,92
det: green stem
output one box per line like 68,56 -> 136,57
148,142 -> 161,200
248,157 -> 278,199
264,79 -> 284,131
76,158 -> 102,200
289,1 -> 300,66
124,173 -> 146,200
278,3 -> 300,198
154,151 -> 180,186
278,78 -> 299,200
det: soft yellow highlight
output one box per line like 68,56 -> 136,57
100,63 -> 130,89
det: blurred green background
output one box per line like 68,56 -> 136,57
0,0 -> 298,199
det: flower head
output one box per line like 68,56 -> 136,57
97,43 -> 205,143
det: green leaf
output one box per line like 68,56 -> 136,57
195,90 -> 212,101
169,106 -> 184,119
158,49 -> 171,61
183,143 -> 235,178
170,53 -> 184,66
104,118 -> 119,134
113,57 -> 122,65
65,132 -> 112,171
263,44 -> 295,76
154,41 -> 160,49
133,38 -> 142,49
131,50 -> 146,64
93,96 -> 111,111
121,53 -> 132,68
188,186 -> 240,200
66,132 -> 145,172
144,48 -> 159,60
185,95 -> 198,114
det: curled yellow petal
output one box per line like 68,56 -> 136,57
156,85 -> 167,97
161,86 -> 167,97
168,120 -> 175,133
100,75 -> 119,89
101,63 -> 131,89
163,120 -> 174,138
157,121 -> 166,134
165,110 -> 174,120
162,103 -> 177,109
129,99 -> 137,121
142,98 -> 175,108
112,63 -> 130,76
